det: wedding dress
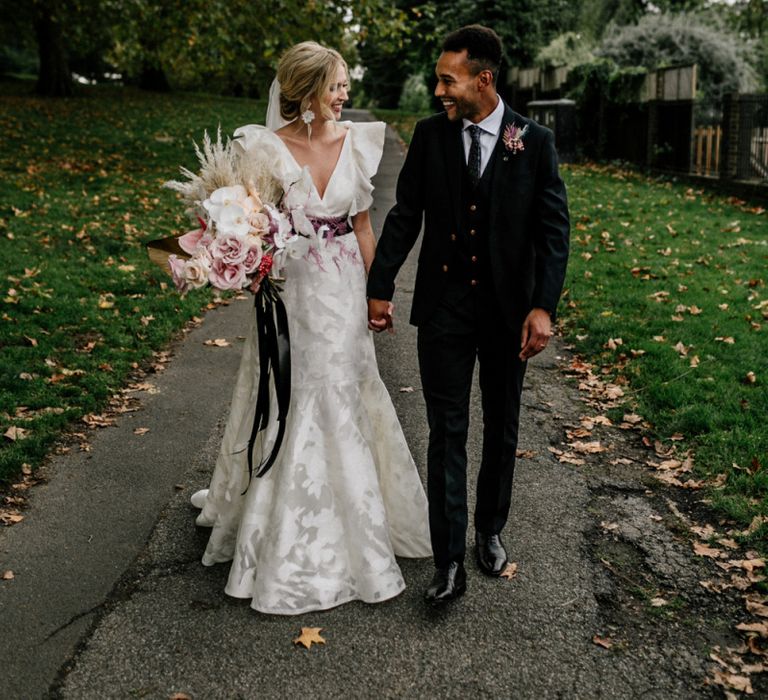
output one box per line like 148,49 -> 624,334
191,121 -> 432,615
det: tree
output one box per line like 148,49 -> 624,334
597,12 -> 759,102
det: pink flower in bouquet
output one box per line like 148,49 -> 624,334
208,258 -> 247,290
178,227 -> 205,255
242,243 -> 263,274
211,232 -> 249,265
183,253 -> 212,289
168,254 -> 190,294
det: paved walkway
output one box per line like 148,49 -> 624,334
0,111 -> 747,699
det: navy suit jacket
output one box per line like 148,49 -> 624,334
367,101 -> 570,329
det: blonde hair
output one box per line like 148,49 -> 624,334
276,41 -> 347,124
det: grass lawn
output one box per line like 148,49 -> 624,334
563,163 -> 767,542
0,81 -> 266,484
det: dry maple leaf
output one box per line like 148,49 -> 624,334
515,449 -> 536,459
500,562 -> 518,580
293,627 -> 326,649
2,570 -> 14,580
399,386 -> 415,393
203,338 -> 230,347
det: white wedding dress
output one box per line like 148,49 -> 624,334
192,121 -> 432,615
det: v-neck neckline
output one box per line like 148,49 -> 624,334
275,127 -> 350,202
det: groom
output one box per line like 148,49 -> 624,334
367,25 -> 570,605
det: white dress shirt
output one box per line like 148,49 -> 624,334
462,97 -> 504,178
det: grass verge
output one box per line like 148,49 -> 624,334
0,81 -> 265,484
562,163 -> 766,544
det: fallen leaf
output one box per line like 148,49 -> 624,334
4,426 -> 29,441
736,621 -> 768,637
622,413 -> 643,425
168,694 -> 191,700
745,372 -> 757,384
569,440 -> 608,454
0,513 -> 24,525
133,427 -> 150,435
746,600 -> 768,618
650,597 -> 667,607
709,670 -> 753,694
515,449 -> 536,459
715,336 -> 736,344
293,627 -> 326,649
693,541 -> 724,558
600,521 -> 619,532
399,386 -> 415,393
203,338 -> 230,347
592,635 -> 613,649
557,453 -> 586,466
500,562 -> 518,580
1,570 -> 13,580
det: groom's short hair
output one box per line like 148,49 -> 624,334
442,25 -> 503,82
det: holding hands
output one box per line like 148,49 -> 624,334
368,298 -> 395,333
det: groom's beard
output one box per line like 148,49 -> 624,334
442,96 -> 480,122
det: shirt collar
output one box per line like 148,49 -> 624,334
463,97 -> 504,136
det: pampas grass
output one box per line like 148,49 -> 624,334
165,127 -> 283,222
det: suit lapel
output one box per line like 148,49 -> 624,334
489,102 -> 525,234
442,117 -> 464,231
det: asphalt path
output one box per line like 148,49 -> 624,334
2,110 -> 678,699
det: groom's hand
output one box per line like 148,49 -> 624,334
368,298 -> 394,333
519,308 -> 552,360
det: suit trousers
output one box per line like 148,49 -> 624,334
417,285 -> 527,568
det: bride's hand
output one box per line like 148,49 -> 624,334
368,298 -> 394,333
248,279 -> 261,295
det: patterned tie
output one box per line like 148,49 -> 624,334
467,124 -> 482,186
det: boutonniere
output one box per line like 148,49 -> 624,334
502,122 -> 529,160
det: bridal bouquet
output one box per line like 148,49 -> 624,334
153,129 -> 307,296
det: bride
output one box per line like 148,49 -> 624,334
190,41 -> 431,615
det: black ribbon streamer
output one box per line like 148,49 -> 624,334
243,283 -> 291,485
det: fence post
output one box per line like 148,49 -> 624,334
647,100 -> 659,167
720,94 -> 739,180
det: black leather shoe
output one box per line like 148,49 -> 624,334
475,532 -> 508,576
424,562 -> 467,605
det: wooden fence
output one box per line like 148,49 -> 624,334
693,125 -> 721,177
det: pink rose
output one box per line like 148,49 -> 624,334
208,258 -> 247,290
168,254 -> 189,294
211,233 -> 248,265
242,242 -> 263,274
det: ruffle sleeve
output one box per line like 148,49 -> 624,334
347,121 -> 386,217
232,124 -> 296,199
232,123 -> 272,154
